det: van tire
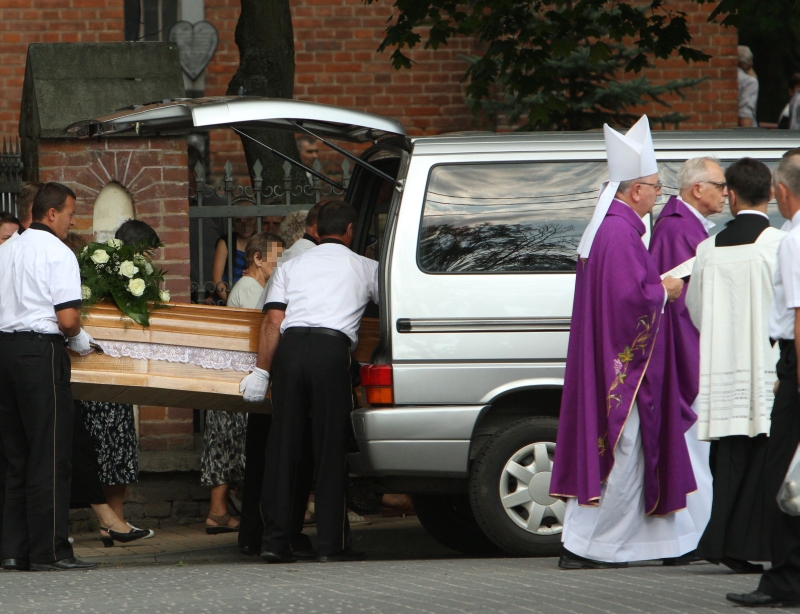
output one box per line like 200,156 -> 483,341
412,494 -> 501,554
469,417 -> 562,557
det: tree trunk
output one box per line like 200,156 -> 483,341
227,0 -> 309,197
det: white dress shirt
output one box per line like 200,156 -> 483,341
0,224 -> 82,335
737,209 -> 770,220
265,240 -> 379,347
769,210 -> 800,340
678,197 -> 715,232
256,236 -> 318,310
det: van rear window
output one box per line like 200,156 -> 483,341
418,161 -> 606,273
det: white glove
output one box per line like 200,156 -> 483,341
67,329 -> 96,356
240,367 -> 270,402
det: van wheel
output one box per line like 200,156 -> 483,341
412,494 -> 501,554
469,417 -> 563,556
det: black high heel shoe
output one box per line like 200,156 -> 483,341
100,526 -> 153,547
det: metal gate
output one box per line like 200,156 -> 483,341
190,158 -> 351,303
0,138 -> 22,216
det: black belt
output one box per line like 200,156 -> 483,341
283,326 -> 351,346
0,331 -> 66,343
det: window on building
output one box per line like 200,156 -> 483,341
417,161 -> 607,274
124,0 -> 179,42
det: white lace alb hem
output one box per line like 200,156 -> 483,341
96,340 -> 256,373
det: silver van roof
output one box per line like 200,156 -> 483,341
410,129 -> 800,157
66,96 -> 406,143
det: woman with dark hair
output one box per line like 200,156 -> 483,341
63,231 -> 152,546
80,220 -> 162,543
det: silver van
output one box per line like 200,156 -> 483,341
72,99 -> 799,556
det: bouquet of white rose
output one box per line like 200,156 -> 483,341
78,238 -> 170,326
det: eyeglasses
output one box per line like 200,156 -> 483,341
699,180 -> 727,190
638,181 -> 663,190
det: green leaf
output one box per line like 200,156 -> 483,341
111,289 -> 150,327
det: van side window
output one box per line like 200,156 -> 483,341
418,161 -> 606,273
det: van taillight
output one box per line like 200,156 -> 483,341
360,364 -> 393,405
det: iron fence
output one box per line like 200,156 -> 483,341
0,137 -> 23,216
189,157 -> 351,303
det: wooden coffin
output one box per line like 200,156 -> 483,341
70,302 -> 380,413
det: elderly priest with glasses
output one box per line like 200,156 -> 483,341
550,116 -> 701,569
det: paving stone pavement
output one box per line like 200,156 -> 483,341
0,516 -> 768,614
0,556 -> 766,614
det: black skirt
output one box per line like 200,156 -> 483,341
698,434 -> 770,561
70,402 -> 107,508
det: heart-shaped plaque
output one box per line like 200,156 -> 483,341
169,21 -> 219,81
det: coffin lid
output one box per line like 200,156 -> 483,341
66,96 -> 406,143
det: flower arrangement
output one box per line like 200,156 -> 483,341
78,238 -> 170,326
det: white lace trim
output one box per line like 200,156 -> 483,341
96,340 -> 257,373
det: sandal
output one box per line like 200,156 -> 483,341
206,512 -> 239,534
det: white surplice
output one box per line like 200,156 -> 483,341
686,227 -> 785,440
563,402 -> 702,562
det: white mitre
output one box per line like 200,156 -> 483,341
576,115 -> 658,257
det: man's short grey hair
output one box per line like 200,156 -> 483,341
617,179 -> 636,195
678,157 -> 719,191
738,46 -> 754,65
774,150 -> 800,197
279,210 -> 309,248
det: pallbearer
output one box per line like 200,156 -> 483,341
550,116 -> 700,569
0,183 -> 98,571
240,201 -> 379,563
649,157 -> 729,555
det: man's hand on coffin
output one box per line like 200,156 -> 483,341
67,329 -> 97,356
240,367 -> 270,402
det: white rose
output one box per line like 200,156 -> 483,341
90,249 -> 109,264
159,290 -> 171,302
128,278 -> 146,297
144,261 -> 154,275
81,285 -> 92,300
119,260 -> 139,279
106,238 -> 123,249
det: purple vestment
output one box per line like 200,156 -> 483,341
550,200 -> 696,516
649,196 -> 706,427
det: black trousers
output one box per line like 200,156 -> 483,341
759,341 -> 800,599
70,402 -> 107,509
698,434 -> 770,562
238,413 -> 313,552
0,337 -> 74,564
261,332 -> 353,556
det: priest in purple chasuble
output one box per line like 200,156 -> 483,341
648,157 -> 729,543
551,116 -> 701,569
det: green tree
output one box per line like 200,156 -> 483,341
367,0 -> 711,130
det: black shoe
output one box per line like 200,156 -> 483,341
260,550 -> 296,564
30,557 -> 98,571
290,533 -> 313,552
316,549 -> 366,563
558,549 -> 628,570
719,556 -> 764,574
100,526 -> 153,547
726,590 -> 800,607
293,548 -> 318,561
2,558 -> 29,571
663,549 -> 702,566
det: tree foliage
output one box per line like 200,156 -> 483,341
694,0 -> 800,34
367,0 -> 711,130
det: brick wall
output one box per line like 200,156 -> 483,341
1,1 -> 738,180
634,2 -> 739,129
33,134 -> 194,453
